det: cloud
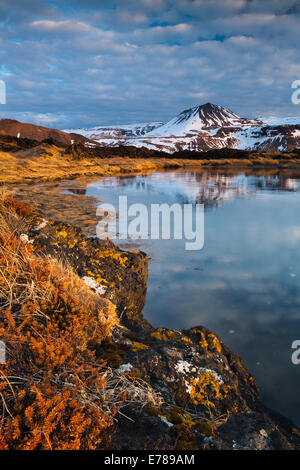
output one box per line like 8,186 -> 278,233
0,0 -> 299,128
30,20 -> 95,35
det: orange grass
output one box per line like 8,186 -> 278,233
0,197 -> 121,449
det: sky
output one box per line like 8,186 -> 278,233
0,0 -> 300,129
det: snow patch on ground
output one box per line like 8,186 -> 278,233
259,116 -> 300,126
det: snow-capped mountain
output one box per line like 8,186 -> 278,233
65,103 -> 300,153
234,125 -> 300,151
148,103 -> 262,137
65,122 -> 164,144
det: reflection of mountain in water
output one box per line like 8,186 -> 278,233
88,170 -> 300,209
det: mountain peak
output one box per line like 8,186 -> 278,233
180,102 -> 223,116
149,102 -> 260,137
200,102 -> 222,109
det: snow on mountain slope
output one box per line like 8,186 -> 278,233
64,122 -> 164,142
259,116 -> 300,126
234,125 -> 300,151
126,124 -> 300,153
64,103 -> 300,153
126,104 -> 300,152
148,103 -> 262,137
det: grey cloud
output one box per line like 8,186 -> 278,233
0,0 -> 299,128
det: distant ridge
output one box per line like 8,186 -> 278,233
0,118 -> 94,146
65,102 -> 300,153
2,102 -> 300,153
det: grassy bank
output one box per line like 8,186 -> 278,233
1,137 -> 300,185
0,194 -> 158,449
0,146 -> 186,184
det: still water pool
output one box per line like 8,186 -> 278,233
85,169 -> 300,426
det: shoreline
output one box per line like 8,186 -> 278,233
1,195 -> 300,449
2,154 -> 300,448
4,157 -> 300,186
2,142 -> 300,185
6,163 -> 300,239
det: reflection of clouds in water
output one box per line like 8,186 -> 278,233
283,226 -> 300,244
216,255 -> 239,264
88,170 -> 300,210
87,169 -> 300,426
146,275 -> 300,421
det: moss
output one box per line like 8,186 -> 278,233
169,424 -> 198,450
189,328 -> 223,353
194,420 -> 217,437
130,341 -> 149,352
57,229 -> 68,238
199,332 -> 208,350
189,328 -> 207,348
207,334 -> 222,353
96,248 -> 128,268
144,403 -> 161,417
98,338 -> 127,368
292,428 -> 300,438
164,407 -> 194,426
230,401 -> 240,414
189,371 -> 231,411
189,328 -> 202,335
126,369 -> 144,380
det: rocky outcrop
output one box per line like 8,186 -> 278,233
27,213 -> 300,450
103,326 -> 300,450
29,219 -> 150,330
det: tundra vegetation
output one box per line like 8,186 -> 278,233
0,194 -> 159,449
0,131 -> 300,185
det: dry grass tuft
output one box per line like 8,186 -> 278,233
0,196 -> 159,449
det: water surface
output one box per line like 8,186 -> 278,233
84,169 -> 300,426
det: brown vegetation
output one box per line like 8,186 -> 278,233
0,194 -> 164,449
0,131 -> 300,185
0,195 -> 119,449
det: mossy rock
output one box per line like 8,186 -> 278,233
164,407 -> 194,426
169,424 -> 198,450
143,403 -> 161,417
194,419 -> 217,437
97,338 -> 127,368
